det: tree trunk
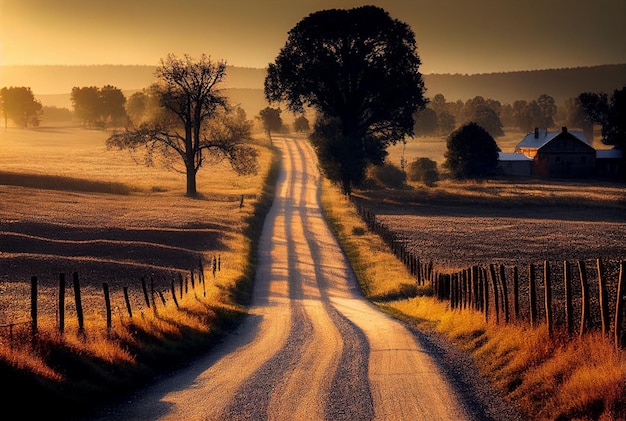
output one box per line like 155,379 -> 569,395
186,167 -> 197,197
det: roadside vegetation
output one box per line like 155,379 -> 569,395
320,176 -> 626,420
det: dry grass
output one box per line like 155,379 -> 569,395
320,174 -> 626,420
0,124 -> 278,418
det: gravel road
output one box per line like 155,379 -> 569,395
92,135 -> 522,421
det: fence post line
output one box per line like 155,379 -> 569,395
544,261 -> 553,336
179,272 -> 184,299
614,261 -> 625,350
499,264 -> 510,324
578,260 -> 589,337
30,276 -> 38,335
103,282 -> 112,331
564,261 -> 573,336
529,263 -> 537,328
123,286 -> 133,318
597,258 -> 610,337
72,272 -> 84,331
58,273 -> 65,334
473,266 -> 481,311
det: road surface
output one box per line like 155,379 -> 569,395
94,135 -> 516,420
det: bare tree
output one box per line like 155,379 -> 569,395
107,54 -> 258,196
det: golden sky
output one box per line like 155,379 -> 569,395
1,0 -> 625,74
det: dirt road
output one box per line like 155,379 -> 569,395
94,135 -> 511,420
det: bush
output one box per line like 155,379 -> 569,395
368,163 -> 406,188
407,157 -> 439,186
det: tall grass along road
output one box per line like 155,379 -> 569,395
94,135 -> 502,420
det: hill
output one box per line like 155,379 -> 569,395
1,64 -> 625,113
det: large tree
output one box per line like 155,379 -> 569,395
444,122 -> 501,179
107,54 -> 258,197
265,5 -> 426,194
0,86 -> 42,128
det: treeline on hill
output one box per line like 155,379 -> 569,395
1,63 -> 624,103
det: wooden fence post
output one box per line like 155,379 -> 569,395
529,263 -> 537,327
564,261 -> 573,335
158,290 -> 167,306
141,277 -> 150,308
472,266 -> 479,311
597,259 -> 609,337
30,276 -> 38,335
179,272 -> 184,299
512,266 -> 520,320
483,267 -> 489,322
499,264 -> 510,324
489,264 -> 500,324
171,279 -> 179,308
103,282 -> 112,330
615,261 -> 625,350
58,273 -> 65,334
150,277 -> 157,312
123,286 -> 133,318
72,272 -> 84,331
544,261 -> 553,336
578,260 -> 589,337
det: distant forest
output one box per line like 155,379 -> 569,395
1,63 -> 625,114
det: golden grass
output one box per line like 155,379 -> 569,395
321,174 -> 626,420
0,124 -> 278,418
320,178 -> 419,299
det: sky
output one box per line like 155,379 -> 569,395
1,0 -> 625,75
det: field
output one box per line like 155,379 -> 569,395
0,125 -> 274,326
374,127 -> 625,269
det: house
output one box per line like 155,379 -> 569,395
515,127 -> 596,178
497,152 -> 533,177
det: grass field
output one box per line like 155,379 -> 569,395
0,124 -> 277,418
320,174 -> 626,421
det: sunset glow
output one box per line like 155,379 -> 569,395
1,0 -> 625,74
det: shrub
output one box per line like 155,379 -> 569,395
368,163 -> 406,188
407,157 -> 439,186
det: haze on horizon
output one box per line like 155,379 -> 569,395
1,0 -> 625,75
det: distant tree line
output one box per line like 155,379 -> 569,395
71,85 -> 127,128
412,86 -> 625,152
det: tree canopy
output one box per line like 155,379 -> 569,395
71,85 -> 127,128
444,122 -> 501,179
107,54 -> 258,197
0,86 -> 42,128
265,5 -> 426,194
258,106 -> 282,143
579,87 -> 626,150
